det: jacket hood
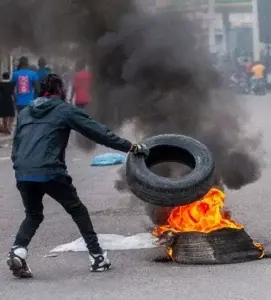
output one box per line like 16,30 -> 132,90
29,97 -> 63,118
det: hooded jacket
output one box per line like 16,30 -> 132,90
12,97 -> 132,178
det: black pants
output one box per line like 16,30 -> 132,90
14,176 -> 101,254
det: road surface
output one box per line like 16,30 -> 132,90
0,95 -> 271,300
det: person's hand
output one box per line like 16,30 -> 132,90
130,143 -> 149,156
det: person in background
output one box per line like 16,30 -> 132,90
70,59 -> 92,109
243,58 -> 253,89
244,58 -> 253,75
36,58 -> 51,83
7,73 -> 149,278
252,61 -> 266,80
0,72 -> 15,134
11,56 -> 39,113
251,61 -> 266,90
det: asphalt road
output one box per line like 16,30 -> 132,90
1,95 -> 271,300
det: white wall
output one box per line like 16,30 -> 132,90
214,12 -> 252,30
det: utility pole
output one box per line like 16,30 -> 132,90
252,0 -> 260,61
208,0 -> 216,53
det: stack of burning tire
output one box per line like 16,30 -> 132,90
126,134 -> 265,264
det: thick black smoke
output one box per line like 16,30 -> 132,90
0,0 -> 136,54
0,1 -> 263,192
87,8 -> 263,191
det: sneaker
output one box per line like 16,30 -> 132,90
89,250 -> 111,272
7,246 -> 32,278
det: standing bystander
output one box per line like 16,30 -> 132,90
0,72 -> 15,134
252,61 -> 266,80
36,58 -> 51,83
70,59 -> 92,110
11,57 -> 39,113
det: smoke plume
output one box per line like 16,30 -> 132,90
0,1 -> 263,194
86,6 -> 263,191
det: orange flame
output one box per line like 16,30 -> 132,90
152,188 -> 264,259
153,188 -> 243,237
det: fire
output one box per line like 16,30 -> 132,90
152,188 -> 265,260
153,188 -> 243,237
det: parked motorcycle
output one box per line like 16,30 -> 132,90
251,78 -> 266,96
229,74 -> 250,94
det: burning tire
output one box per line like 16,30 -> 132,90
171,229 -> 263,264
126,134 -> 215,207
152,188 -> 266,264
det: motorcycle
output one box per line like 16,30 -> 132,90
229,73 -> 250,94
251,78 -> 266,96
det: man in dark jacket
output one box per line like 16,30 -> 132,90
7,74 -> 149,278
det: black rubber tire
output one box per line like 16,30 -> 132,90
171,229 -> 262,264
126,134 -> 215,207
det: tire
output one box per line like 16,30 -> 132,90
126,134 -> 215,207
171,229 -> 263,264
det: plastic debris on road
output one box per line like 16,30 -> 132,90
50,233 -> 157,252
91,153 -> 126,166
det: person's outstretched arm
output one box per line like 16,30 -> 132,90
66,106 -> 133,153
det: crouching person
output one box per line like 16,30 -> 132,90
7,74 -> 149,278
